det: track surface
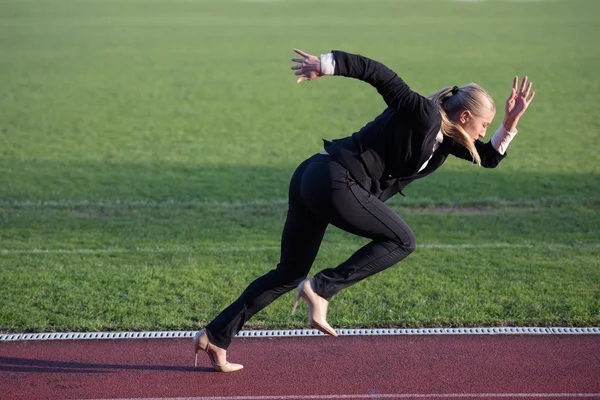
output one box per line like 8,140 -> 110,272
1,335 -> 599,400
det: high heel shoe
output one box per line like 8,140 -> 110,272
193,329 -> 243,372
291,278 -> 338,337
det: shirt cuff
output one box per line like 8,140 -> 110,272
490,124 -> 517,155
320,52 -> 336,76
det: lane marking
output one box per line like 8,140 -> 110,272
0,199 -> 288,208
1,243 -> 598,255
0,195 -> 596,208
82,393 -> 600,399
368,388 -> 383,400
2,327 -> 598,341
0,246 -> 279,254
452,0 -> 561,2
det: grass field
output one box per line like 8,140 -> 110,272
1,0 -> 598,333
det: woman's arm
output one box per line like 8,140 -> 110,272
290,48 -> 435,119
450,76 -> 536,167
449,137 -> 508,168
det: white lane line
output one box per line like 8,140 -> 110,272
1,243 -> 597,254
0,195 -> 596,208
0,246 -> 279,254
0,199 -> 290,208
452,0 -> 561,2
3,327 -> 598,341
82,393 -> 600,399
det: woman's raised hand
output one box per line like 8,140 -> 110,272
290,48 -> 322,83
505,76 -> 536,121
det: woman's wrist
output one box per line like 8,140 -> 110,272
502,117 -> 519,133
319,53 -> 336,76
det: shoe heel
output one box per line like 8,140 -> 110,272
193,330 -> 209,367
291,292 -> 300,315
193,331 -> 201,367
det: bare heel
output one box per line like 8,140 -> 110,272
292,279 -> 338,337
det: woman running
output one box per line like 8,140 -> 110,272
194,48 -> 536,372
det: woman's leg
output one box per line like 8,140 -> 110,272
299,160 -> 417,301
204,156 -> 329,349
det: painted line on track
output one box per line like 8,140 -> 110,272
0,195 -> 597,209
0,199 -> 289,208
0,246 -> 279,254
2,327 -> 599,341
1,243 -> 598,255
83,393 -> 600,399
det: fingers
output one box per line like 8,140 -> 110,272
296,74 -> 319,83
522,81 -> 533,99
292,65 -> 318,75
294,48 -> 311,58
296,73 -> 319,83
291,56 -> 307,79
527,91 -> 536,103
518,76 -> 528,94
291,49 -> 319,83
297,76 -> 314,84
512,76 -> 518,92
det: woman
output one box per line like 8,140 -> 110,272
194,49 -> 536,372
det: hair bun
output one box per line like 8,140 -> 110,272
451,86 -> 459,95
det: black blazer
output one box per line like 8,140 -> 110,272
323,50 -> 507,202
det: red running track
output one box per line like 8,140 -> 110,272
1,335 -> 599,400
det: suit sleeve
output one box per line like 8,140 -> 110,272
449,139 -> 507,168
332,50 -> 435,120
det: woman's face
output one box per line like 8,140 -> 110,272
456,109 -> 496,142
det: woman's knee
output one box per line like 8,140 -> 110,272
391,226 -> 417,254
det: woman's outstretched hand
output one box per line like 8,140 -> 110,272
503,76 -> 535,131
290,48 -> 322,83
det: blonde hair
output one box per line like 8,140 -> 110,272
428,83 -> 495,166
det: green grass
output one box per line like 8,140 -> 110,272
0,0 -> 599,332
1,246 -> 598,332
1,204 -> 598,331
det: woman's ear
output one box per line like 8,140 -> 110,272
459,109 -> 471,124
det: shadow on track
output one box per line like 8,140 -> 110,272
0,356 -> 212,373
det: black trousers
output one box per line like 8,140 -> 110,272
205,154 -> 416,349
